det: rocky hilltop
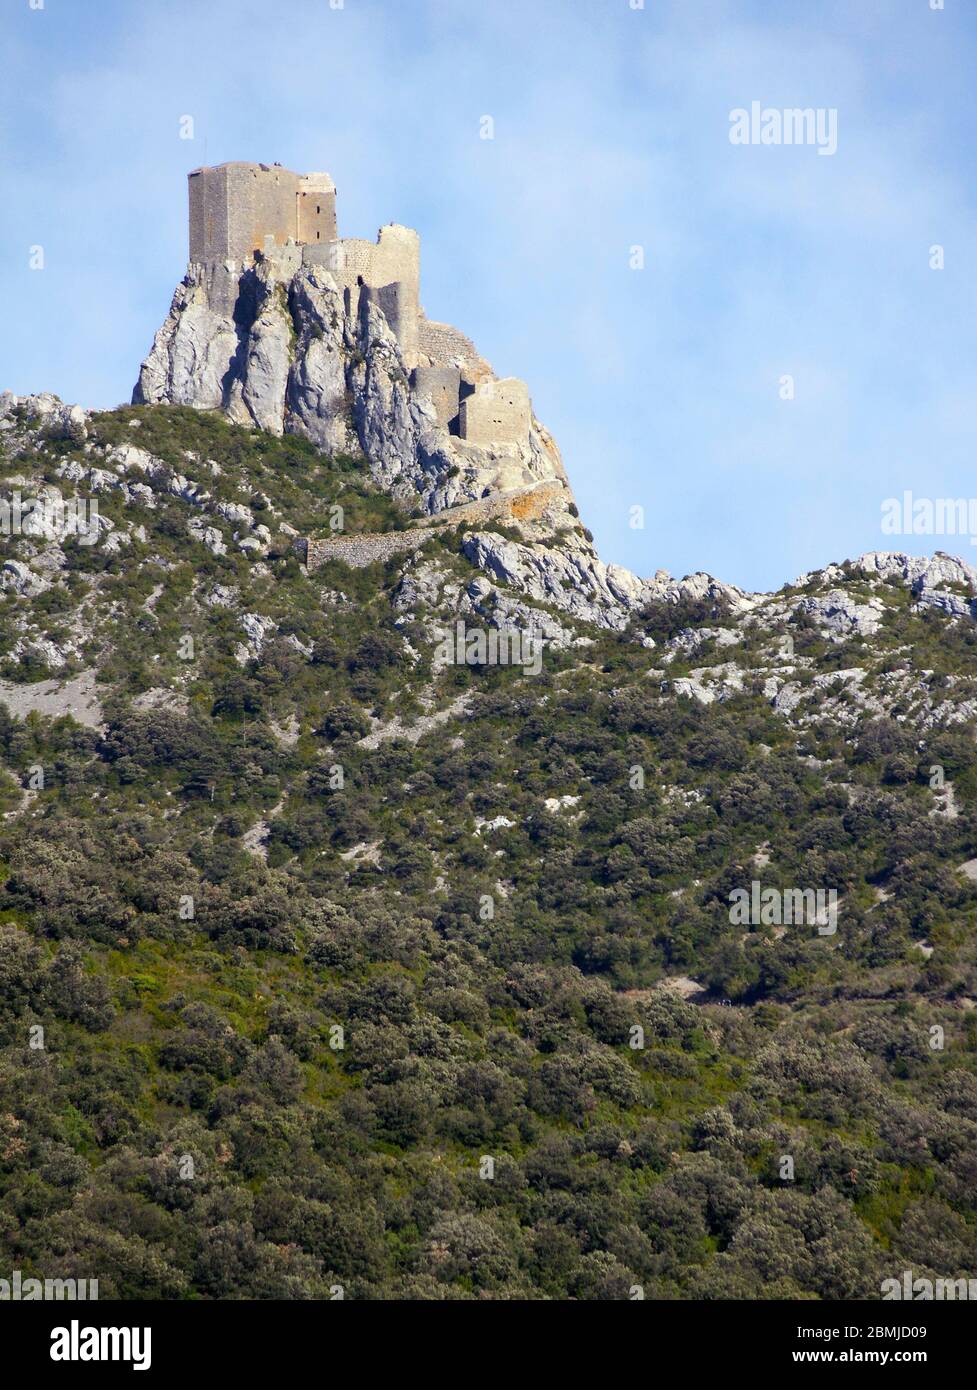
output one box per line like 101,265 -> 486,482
128,161 -> 753,634
134,241 -> 568,516
135,163 -> 573,519
129,244 -> 752,634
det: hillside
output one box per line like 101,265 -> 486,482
1,392 -> 976,1299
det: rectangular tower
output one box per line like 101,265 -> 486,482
188,163 -> 337,264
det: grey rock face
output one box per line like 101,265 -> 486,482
461,531 -> 633,630
854,550 -> 977,592
791,551 -> 977,622
237,263 -> 293,435
916,588 -> 976,619
134,250 -> 568,521
459,530 -> 750,632
286,268 -> 356,454
667,626 -> 743,658
1,559 -> 42,596
793,589 -> 885,639
345,298 -> 436,503
134,265 -> 240,411
394,555 -> 578,653
0,392 -> 89,444
854,551 -> 977,619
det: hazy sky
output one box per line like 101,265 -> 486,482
2,0 -> 976,592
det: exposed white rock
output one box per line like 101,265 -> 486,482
187,517 -> 227,556
215,501 -> 255,529
475,815 -> 516,834
358,692 -> 472,749
793,590 -> 885,639
669,626 -> 742,656
671,663 -> 745,705
0,391 -> 88,442
0,669 -> 102,726
134,264 -> 241,411
108,443 -> 165,477
134,250 -> 568,520
855,550 -> 977,591
1,560 -> 43,597
204,583 -> 239,608
239,612 -> 277,657
673,677 -> 717,705
461,531 -> 639,631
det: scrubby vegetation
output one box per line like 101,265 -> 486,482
1,408 -> 976,1299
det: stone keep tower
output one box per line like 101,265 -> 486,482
188,162 -> 337,265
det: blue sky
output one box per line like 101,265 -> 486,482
2,0 -> 976,593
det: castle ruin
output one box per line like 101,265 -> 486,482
189,163 -> 338,263
186,161 -> 533,447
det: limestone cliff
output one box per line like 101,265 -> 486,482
133,238 -> 692,632
135,162 -> 712,634
134,251 -> 570,521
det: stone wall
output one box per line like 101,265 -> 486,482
301,243 -> 343,272
189,166 -> 230,263
459,377 -> 531,447
230,164 -> 299,261
301,529 -> 437,571
417,317 -> 493,384
339,225 -> 421,367
411,366 -> 461,430
301,481 -> 571,571
296,172 -> 338,247
408,480 -> 569,529
361,283 -> 413,362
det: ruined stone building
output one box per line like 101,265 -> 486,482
186,161 -> 533,448
188,162 -> 338,262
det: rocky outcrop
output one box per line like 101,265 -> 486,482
132,221 -> 784,640
134,249 -> 570,521
791,551 -> 977,622
461,531 -> 636,631
853,550 -> 977,592
286,268 -> 356,454
792,589 -> 885,639
0,391 -> 89,446
460,530 -> 751,632
133,263 -> 242,413
855,551 -> 977,620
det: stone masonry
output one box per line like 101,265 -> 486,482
189,163 -> 337,264
411,367 -> 464,431
339,225 -> 421,368
301,528 -> 438,570
459,378 -> 532,447
301,480 -> 570,572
